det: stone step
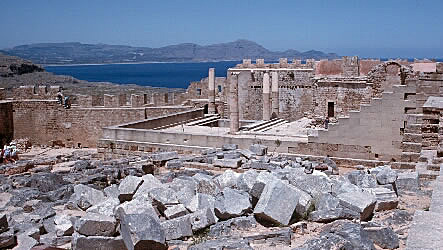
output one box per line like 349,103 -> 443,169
391,162 -> 416,170
401,142 -> 422,153
406,210 -> 443,250
432,157 -> 443,164
404,124 -> 422,134
430,182 -> 443,211
405,114 -> 423,124
401,152 -> 420,162
427,163 -> 441,171
402,133 -> 422,143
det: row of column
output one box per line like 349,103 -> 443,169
261,72 -> 279,120
208,68 -> 216,114
229,71 -> 279,133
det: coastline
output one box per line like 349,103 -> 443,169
43,60 -> 241,67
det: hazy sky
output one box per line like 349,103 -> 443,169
1,0 -> 442,58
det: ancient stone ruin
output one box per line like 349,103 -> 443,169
0,56 -> 442,249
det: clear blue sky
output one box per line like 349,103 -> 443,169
1,0 -> 442,58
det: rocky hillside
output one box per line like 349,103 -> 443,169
0,53 -> 182,95
0,54 -> 44,77
0,40 -> 339,65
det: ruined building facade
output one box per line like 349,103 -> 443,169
1,56 -> 443,170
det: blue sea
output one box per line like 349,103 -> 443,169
45,61 -> 240,89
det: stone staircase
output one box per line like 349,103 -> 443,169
311,84 -> 418,167
222,102 -> 229,119
406,173 -> 443,249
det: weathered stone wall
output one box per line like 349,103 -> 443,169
0,88 -> 5,100
12,100 -> 192,147
230,67 -> 371,121
359,60 -> 382,75
0,101 -> 13,148
309,84 -> 417,161
312,82 -> 372,118
315,60 -> 343,75
185,77 -> 226,100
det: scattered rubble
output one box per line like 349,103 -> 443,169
0,145 -> 434,249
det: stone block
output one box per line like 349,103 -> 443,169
319,220 -> 375,249
150,151 -> 178,162
316,193 -> 339,211
161,215 -> 193,240
186,193 -> 215,213
214,169 -> 240,189
74,213 -> 117,237
223,151 -> 242,159
54,215 -> 74,237
376,167 -> 398,185
214,188 -> 251,220
188,238 -> 252,250
250,161 -> 278,171
395,171 -> 419,192
72,233 -> 128,250
167,177 -> 197,207
236,170 -> 259,193
104,185 -> 119,199
254,179 -> 299,225
294,188 -> 313,217
115,198 -> 159,221
222,144 -> 238,151
309,208 -> 359,223
189,208 -> 217,232
249,171 -> 278,199
193,174 -> 220,196
288,174 -> 332,200
346,170 -> 377,188
118,176 -> 143,202
249,144 -> 268,156
244,227 -> 292,245
213,158 -> 242,169
364,226 -> 399,249
337,191 -> 376,221
164,204 -> 188,219
364,187 -> 398,211
120,213 -> 167,250
0,228 -> 16,249
14,234 -> 38,250
239,149 -> 254,159
133,174 -> 163,199
0,214 -> 8,233
149,187 -> 179,212
165,159 -> 183,170
71,184 -> 106,210
86,197 -> 120,217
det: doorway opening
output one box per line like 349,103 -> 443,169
328,102 -> 335,117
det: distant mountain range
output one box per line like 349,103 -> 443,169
0,40 -> 339,65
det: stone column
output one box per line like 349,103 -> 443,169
229,72 -> 239,133
208,68 -> 216,114
262,72 -> 271,121
271,71 -> 279,117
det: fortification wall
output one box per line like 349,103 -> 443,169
0,101 -> 13,148
12,100 -> 191,147
10,85 -> 61,100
